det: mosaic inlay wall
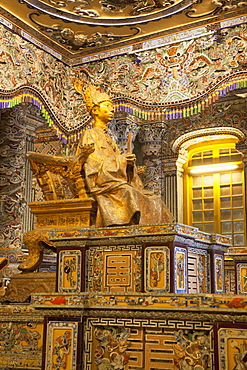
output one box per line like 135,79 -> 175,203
0,321 -> 43,369
0,20 -> 246,140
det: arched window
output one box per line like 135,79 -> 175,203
183,140 -> 245,247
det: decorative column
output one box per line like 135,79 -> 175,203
23,135 -> 35,233
138,122 -> 164,195
21,104 -> 46,233
0,106 -> 26,276
111,111 -> 139,154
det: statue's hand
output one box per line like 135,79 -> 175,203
125,153 -> 136,164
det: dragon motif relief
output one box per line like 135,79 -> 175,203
173,330 -> 210,369
94,326 -> 130,370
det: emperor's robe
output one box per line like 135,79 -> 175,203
77,127 -> 174,227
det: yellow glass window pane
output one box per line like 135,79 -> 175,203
221,222 -> 232,233
204,198 -> 214,209
204,210 -> 214,221
193,223 -> 203,231
232,196 -> 243,208
234,221 -> 244,232
220,173 -> 230,184
187,144 -> 245,245
192,158 -> 202,166
193,189 -> 202,198
234,234 -> 244,245
192,176 -> 202,187
204,175 -> 213,186
193,199 -> 202,210
232,208 -> 244,219
204,223 -> 215,233
192,152 -> 202,158
193,212 -> 202,222
220,186 -> 230,196
220,197 -> 231,208
221,209 -> 231,220
220,156 -> 231,162
232,184 -> 242,195
203,157 -> 213,164
232,154 -> 242,161
203,150 -> 212,156
204,187 -> 213,197
232,172 -> 242,183
220,149 -> 229,155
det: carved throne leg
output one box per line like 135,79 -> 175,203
18,230 -> 56,272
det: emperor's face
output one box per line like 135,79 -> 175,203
93,101 -> 114,124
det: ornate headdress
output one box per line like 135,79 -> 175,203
74,79 -> 111,113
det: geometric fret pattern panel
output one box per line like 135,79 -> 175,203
86,245 -> 142,293
84,318 -> 214,370
127,328 -> 176,369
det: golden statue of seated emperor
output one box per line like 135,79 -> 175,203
19,81 -> 174,272
73,81 -> 174,227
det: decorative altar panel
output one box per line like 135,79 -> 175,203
84,317 -> 214,370
217,324 -> 247,370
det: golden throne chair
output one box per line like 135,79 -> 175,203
18,144 -> 96,272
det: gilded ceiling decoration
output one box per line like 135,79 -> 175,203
0,0 -> 246,63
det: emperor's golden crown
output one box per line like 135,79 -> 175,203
74,79 -> 111,113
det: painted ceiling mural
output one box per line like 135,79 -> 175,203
0,0 -> 246,62
0,16 -> 247,143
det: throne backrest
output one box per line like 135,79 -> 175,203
27,144 -> 95,201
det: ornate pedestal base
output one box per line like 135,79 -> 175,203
1,272 -> 56,302
29,198 -> 96,229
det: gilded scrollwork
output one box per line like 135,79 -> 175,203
18,229 -> 56,272
29,14 -> 140,50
